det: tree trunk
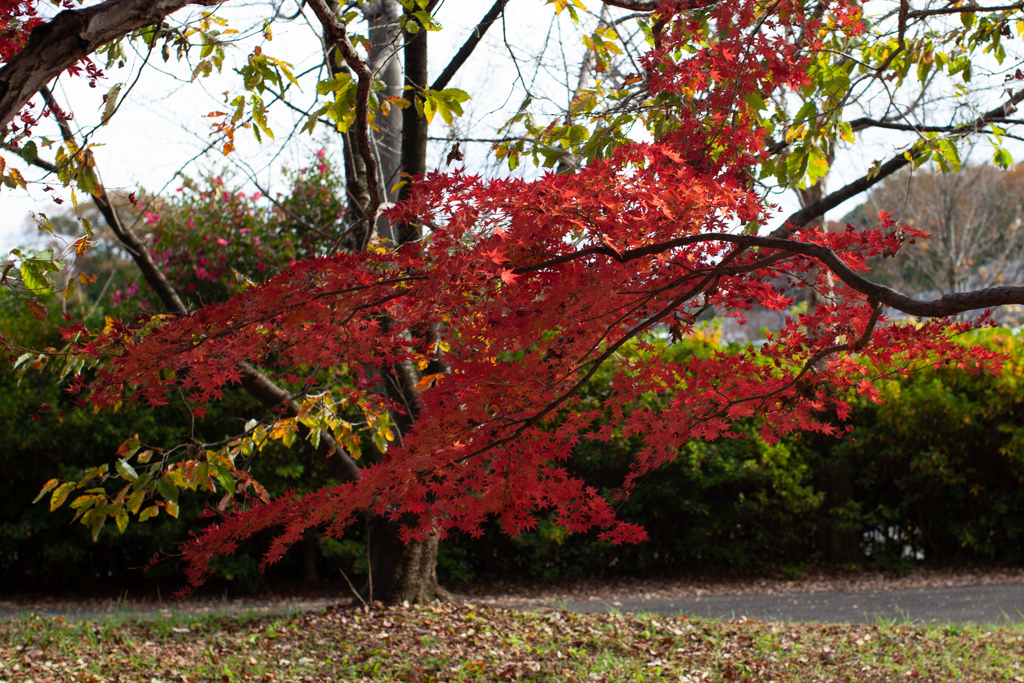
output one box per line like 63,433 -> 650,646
322,0 -> 442,605
302,531 -> 321,582
365,516 -> 439,604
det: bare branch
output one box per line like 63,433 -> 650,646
600,0 -> 663,9
307,0 -> 382,252
781,87 -> 1024,233
0,0 -> 222,128
908,2 -> 1024,18
601,0 -> 721,10
512,230 -> 1024,318
430,0 -> 507,92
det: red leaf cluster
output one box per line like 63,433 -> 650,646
35,0 -> 1003,587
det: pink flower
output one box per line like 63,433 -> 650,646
256,262 -> 266,272
187,218 -> 195,229
252,191 -> 262,200
196,267 -> 208,280
316,149 -> 326,159
125,283 -> 139,298
216,237 -> 229,246
144,211 -> 159,225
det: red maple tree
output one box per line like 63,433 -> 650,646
4,0 -> 1024,601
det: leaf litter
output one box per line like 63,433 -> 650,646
2,601 -> 1024,682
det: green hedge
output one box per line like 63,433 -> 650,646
4,298 -> 1023,590
441,328 -> 1024,580
0,291 -> 344,593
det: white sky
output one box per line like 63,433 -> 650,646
1,0 -> 1021,253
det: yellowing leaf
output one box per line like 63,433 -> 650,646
50,482 -> 75,511
33,478 -> 59,504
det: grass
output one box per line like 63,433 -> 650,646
2,602 -> 1024,682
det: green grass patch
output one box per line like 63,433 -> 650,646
2,603 -> 1023,682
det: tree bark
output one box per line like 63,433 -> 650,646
320,0 -> 441,605
366,516 -> 439,604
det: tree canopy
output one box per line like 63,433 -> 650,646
3,0 -> 1024,601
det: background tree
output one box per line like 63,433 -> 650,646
845,162 -> 1024,319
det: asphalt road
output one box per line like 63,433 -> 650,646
546,583 -> 1024,625
3,583 -> 1023,625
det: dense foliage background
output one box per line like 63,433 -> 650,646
4,293 -> 1022,593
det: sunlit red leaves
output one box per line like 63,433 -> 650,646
39,0 -> 1006,588
76,138 -> 1001,588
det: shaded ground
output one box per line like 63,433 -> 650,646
2,567 -> 1023,625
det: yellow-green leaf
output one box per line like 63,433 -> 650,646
50,482 -> 75,511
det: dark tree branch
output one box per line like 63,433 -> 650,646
511,230 -> 1024,318
847,116 -> 1018,135
308,0 -> 382,252
780,87 -> 1024,233
599,0 -> 663,9
908,2 -> 1024,18
399,4 -> 432,243
0,0 -> 222,128
601,0 -> 721,10
430,0 -> 507,93
873,0 -> 908,74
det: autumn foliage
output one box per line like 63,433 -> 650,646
3,0 -> 1013,592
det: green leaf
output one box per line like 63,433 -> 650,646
127,489 -> 145,515
19,140 -> 37,165
993,147 -> 1013,169
90,515 -> 105,541
156,478 -> 179,504
101,83 -> 122,125
115,506 -> 129,534
139,505 -> 159,522
214,465 -> 236,496
165,501 -> 179,519
116,459 -> 139,482
934,138 -> 962,172
20,260 -> 57,295
70,494 -> 102,510
806,149 -> 830,185
744,92 -> 766,111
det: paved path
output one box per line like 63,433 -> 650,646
3,583 -> 1023,625
541,583 -> 1024,625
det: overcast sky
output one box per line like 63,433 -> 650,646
1,0 -> 1019,254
